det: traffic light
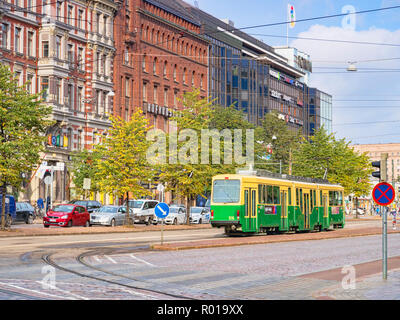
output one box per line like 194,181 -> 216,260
372,153 -> 388,182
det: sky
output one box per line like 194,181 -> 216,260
185,0 -> 400,145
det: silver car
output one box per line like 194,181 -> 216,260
90,205 -> 132,227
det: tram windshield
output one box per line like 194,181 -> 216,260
212,179 -> 240,203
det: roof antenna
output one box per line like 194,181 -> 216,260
194,0 -> 199,8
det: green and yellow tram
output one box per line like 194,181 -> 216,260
210,171 -> 345,235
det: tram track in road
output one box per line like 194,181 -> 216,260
41,247 -> 198,300
0,286 -> 49,300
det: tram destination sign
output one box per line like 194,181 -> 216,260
372,182 -> 395,206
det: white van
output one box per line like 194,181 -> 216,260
127,199 -> 159,225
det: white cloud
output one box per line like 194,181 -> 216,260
291,25 -> 400,144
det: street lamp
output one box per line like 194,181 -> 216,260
347,61 -> 357,72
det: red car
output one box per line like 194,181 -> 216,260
43,204 -> 91,228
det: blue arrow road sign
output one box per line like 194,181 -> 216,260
155,203 -> 170,219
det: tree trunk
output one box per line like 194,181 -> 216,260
1,184 -> 6,230
186,196 -> 190,225
125,192 -> 130,225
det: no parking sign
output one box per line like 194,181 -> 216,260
372,182 -> 395,207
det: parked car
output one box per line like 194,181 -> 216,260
163,205 -> 187,225
189,207 -> 210,224
205,199 -> 211,211
15,202 -> 35,224
127,199 -> 159,225
352,207 -> 366,215
0,195 -> 16,227
90,205 -> 132,227
69,200 -> 102,213
43,204 -> 90,228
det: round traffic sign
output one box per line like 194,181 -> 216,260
155,203 -> 169,219
372,182 -> 395,206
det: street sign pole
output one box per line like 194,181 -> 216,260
383,205 -> 387,280
161,219 -> 164,246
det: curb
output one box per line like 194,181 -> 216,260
0,224 -> 212,238
151,228 -> 400,251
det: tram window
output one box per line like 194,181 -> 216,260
258,185 -> 262,203
273,186 -> 280,204
310,192 -> 314,210
329,191 -> 343,206
296,188 -> 300,206
313,190 -> 316,206
300,189 -> 303,209
262,185 -> 266,203
320,191 -> 323,206
267,186 -> 273,203
288,188 -> 292,205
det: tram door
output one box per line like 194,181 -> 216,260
280,190 -> 288,230
303,191 -> 311,229
244,188 -> 257,232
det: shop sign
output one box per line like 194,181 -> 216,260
282,95 -> 292,103
270,90 -> 281,99
146,103 -> 173,118
47,135 -> 68,148
269,69 -> 280,79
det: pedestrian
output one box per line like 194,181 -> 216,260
37,197 -> 44,218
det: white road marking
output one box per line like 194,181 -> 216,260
104,255 -> 117,264
130,254 -> 156,267
0,281 -> 77,300
35,281 -> 89,300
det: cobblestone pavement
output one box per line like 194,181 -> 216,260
0,230 -> 399,300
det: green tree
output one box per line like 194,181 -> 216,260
70,148 -> 102,198
95,111 -> 153,224
159,90 -> 217,224
292,127 -> 373,196
0,63 -> 53,229
258,111 -> 302,174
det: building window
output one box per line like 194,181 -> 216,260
68,84 -> 73,109
101,54 -> 106,74
103,15 -> 108,36
14,27 -> 21,53
77,86 -> 83,111
143,82 -> 147,102
27,31 -> 34,57
192,71 -> 195,86
56,1 -> 61,20
153,58 -> 157,75
200,74 -> 204,89
26,74 -> 33,93
142,55 -> 146,72
42,41 -> 49,57
164,88 -> 168,106
78,9 -> 83,29
56,36 -> 62,59
67,5 -> 73,25
67,44 -> 74,65
1,24 -> 8,49
173,65 -> 177,81
183,68 -> 187,84
41,77 -> 49,101
153,85 -> 158,104
55,78 -> 61,104
124,47 -> 129,65
78,47 -> 84,70
163,61 -> 167,78
126,15 -> 130,32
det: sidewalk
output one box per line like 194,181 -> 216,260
0,222 -> 212,237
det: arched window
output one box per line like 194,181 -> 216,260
150,28 -> 154,42
173,64 -> 177,81
163,61 -> 167,78
183,67 -> 187,83
153,57 -> 157,75
200,74 -> 204,89
142,54 -> 146,72
192,71 -> 195,86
